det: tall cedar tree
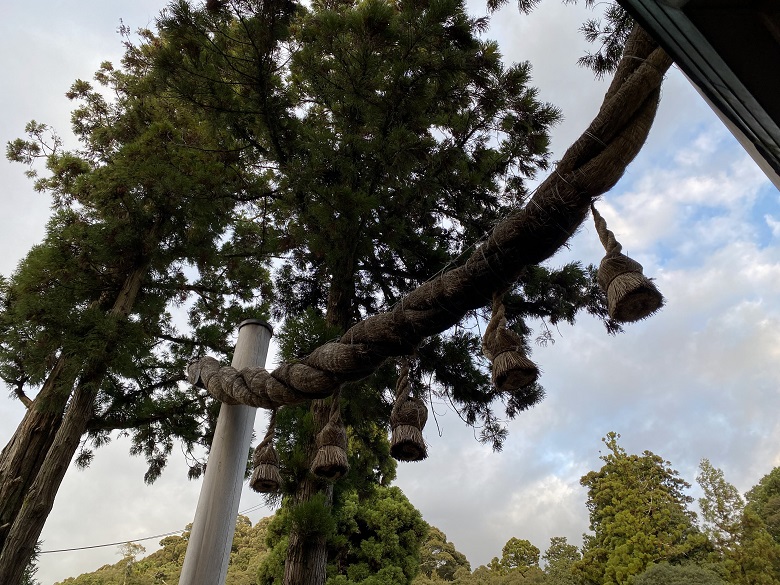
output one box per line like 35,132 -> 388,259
0,32 -> 275,584
747,467 -> 780,546
698,461 -> 780,584
576,433 -> 710,585
258,484 -> 428,585
415,526 -> 471,581
154,0 -> 623,583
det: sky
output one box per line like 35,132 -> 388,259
1,1 -> 779,584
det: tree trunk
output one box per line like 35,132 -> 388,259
283,402 -> 334,585
0,379 -> 101,585
325,251 -> 357,330
0,357 -> 72,552
0,266 -> 147,585
285,254 -> 356,585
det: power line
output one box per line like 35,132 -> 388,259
39,503 -> 270,555
40,531 -> 185,554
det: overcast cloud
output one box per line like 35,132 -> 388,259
1,1 -> 778,584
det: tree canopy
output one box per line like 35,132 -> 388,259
47,441 -> 780,585
151,0 -> 622,582
0,25 -> 275,583
575,432 -> 709,585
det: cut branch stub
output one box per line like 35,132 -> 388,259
482,294 -> 539,392
390,361 -> 428,462
250,410 -> 282,493
310,395 -> 349,481
592,205 -> 664,322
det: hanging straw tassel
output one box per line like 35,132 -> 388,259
591,205 -> 664,323
250,409 -> 282,493
310,392 -> 349,481
482,293 -> 539,393
390,360 -> 428,462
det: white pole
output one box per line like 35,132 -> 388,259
180,319 -> 273,585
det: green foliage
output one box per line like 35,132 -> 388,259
697,459 -> 745,554
500,537 -> 540,573
290,493 -> 339,540
725,507 -> 780,585
542,536 -> 580,585
696,461 -> 780,584
260,486 -> 427,584
48,459 -> 780,585
326,486 -> 426,584
278,308 -> 343,362
575,432 -> 709,585
21,541 -> 41,585
152,4 -> 609,580
415,526 -> 471,581
150,0 -> 617,451
3,31 -> 276,481
482,0 -> 633,78
54,516 -> 271,585
576,2 -> 633,78
633,562 -> 726,585
747,467 -> 780,545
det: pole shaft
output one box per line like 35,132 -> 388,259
180,320 -> 272,585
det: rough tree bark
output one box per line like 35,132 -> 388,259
0,265 -> 148,585
283,399 -> 334,585
283,262 -> 356,585
0,357 -> 72,551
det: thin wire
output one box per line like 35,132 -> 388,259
40,531 -> 184,554
39,502 -> 270,555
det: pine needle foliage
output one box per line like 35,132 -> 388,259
576,433 -> 710,585
3,30 -> 276,480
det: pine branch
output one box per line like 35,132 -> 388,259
87,397 -> 199,432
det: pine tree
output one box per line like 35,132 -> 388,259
575,433 -> 709,585
0,33 -> 274,583
160,1 -> 674,584
697,461 -> 780,585
542,536 -> 580,585
415,526 -> 471,582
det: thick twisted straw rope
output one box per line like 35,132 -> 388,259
482,293 -> 519,362
482,292 -> 539,392
390,359 -> 427,428
394,360 -> 410,403
255,408 -> 278,456
591,203 -> 644,291
591,205 -> 622,257
189,26 -> 673,408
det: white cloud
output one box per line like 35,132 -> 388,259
503,474 -> 585,543
765,214 -> 780,238
594,140 -> 769,256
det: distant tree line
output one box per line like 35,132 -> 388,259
51,434 -> 780,585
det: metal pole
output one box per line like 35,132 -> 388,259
180,319 -> 273,585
